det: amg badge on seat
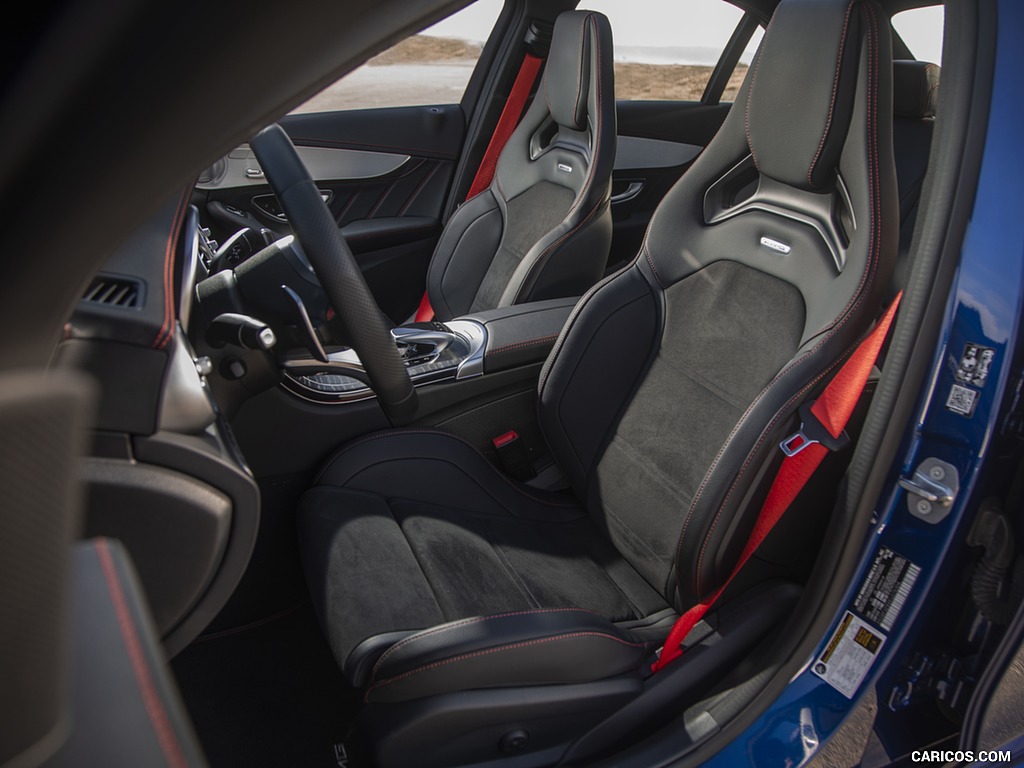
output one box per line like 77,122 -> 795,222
760,236 -> 792,254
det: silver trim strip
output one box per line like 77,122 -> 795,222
279,320 -> 488,405
614,136 -> 702,170
198,144 -> 411,189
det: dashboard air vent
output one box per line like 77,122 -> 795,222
82,276 -> 143,309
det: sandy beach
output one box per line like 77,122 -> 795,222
293,35 -> 748,113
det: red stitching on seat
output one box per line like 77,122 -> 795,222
365,630 -> 646,702
678,1 -> 885,602
511,15 -> 607,305
487,334 -> 559,357
571,15 -> 592,129
95,540 -> 188,768
564,14 -> 604,220
642,245 -> 664,289
744,15 -> 774,170
510,199 -> 603,304
369,607 -> 601,681
808,0 -> 857,187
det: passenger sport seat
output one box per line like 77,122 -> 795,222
424,10 -> 616,320
298,0 -> 896,763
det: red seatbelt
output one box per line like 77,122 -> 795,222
651,294 -> 903,674
414,53 -> 544,323
464,52 -> 543,199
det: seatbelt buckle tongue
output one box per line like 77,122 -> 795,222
779,401 -> 851,457
492,430 -> 535,481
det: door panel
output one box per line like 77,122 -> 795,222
607,102 -> 733,271
340,216 -> 441,321
195,104 -> 465,322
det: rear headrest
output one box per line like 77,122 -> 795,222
893,60 -> 940,118
746,0 -> 876,191
545,11 -> 608,131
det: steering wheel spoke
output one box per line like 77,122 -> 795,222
249,124 -> 417,423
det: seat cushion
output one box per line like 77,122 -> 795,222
297,430 -> 670,685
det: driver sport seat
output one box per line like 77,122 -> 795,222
423,10 -> 616,321
299,0 -> 895,763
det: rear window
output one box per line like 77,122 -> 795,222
892,6 -> 944,63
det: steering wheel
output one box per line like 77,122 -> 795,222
249,124 -> 417,424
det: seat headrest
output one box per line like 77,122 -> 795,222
746,0 -> 877,191
544,11 -> 608,131
893,60 -> 940,118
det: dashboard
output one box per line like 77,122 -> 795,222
55,195 -> 260,657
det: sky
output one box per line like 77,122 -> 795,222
424,1 -> 945,65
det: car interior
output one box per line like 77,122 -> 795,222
0,0 -> 970,766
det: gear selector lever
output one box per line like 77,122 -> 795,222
391,324 -> 458,366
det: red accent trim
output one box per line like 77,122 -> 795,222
153,189 -> 192,350
808,0 -> 857,187
413,53 -> 544,323
371,607 -> 600,681
366,631 -> 646,702
413,291 -> 435,323
95,540 -> 189,768
487,334 -> 559,357
675,1 -> 884,606
492,430 -> 519,449
652,293 -> 902,674
466,53 -> 543,200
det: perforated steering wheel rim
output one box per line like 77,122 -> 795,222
249,124 -> 417,424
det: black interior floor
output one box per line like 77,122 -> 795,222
172,602 -> 361,768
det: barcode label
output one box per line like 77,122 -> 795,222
853,547 -> 921,631
880,561 -> 920,630
946,383 -> 979,417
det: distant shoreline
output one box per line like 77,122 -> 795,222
293,35 -> 748,113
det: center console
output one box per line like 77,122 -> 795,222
279,297 -> 576,406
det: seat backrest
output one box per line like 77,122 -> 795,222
425,10 -> 615,321
892,59 -> 939,292
538,0 -> 896,611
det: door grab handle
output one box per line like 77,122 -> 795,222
610,182 -> 643,204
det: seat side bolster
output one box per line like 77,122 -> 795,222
364,609 -> 652,704
345,630 -> 419,687
426,189 -> 504,321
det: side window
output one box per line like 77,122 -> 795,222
892,6 -> 944,64
576,0 -> 763,102
723,25 -> 763,102
292,0 -> 503,114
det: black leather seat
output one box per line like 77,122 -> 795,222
424,10 -> 616,321
892,59 -> 940,291
299,0 -> 896,763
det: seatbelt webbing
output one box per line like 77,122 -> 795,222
651,293 -> 903,674
414,53 -> 544,323
465,52 -> 544,199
